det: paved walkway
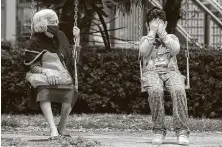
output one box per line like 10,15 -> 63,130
2,131 -> 222,147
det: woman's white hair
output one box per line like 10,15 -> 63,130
32,9 -> 59,33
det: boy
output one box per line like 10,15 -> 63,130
139,7 -> 190,145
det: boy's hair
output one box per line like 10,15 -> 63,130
146,7 -> 166,24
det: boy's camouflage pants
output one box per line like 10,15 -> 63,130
142,70 -> 190,136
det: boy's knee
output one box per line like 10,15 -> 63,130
171,85 -> 185,94
149,87 -> 164,95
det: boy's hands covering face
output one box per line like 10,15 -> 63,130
157,20 -> 168,39
149,19 -> 161,32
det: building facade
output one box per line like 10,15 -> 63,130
1,0 -> 17,41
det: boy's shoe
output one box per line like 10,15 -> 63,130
177,135 -> 189,145
152,134 -> 165,145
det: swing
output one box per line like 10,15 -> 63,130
137,0 -> 190,92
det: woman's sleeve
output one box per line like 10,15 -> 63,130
30,61 -> 44,74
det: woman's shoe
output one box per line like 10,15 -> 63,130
58,129 -> 71,137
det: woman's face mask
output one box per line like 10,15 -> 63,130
47,25 -> 59,36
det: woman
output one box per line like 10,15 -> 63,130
24,9 -> 81,139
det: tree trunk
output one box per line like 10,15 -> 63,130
96,11 -> 111,50
59,0 -> 74,41
163,0 -> 183,34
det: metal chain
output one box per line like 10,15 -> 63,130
73,0 -> 79,47
74,0 -> 79,27
73,0 -> 79,91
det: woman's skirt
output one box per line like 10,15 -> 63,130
28,84 -> 78,110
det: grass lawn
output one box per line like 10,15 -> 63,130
2,114 -> 222,132
1,114 -> 222,146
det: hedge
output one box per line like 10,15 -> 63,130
1,45 -> 222,118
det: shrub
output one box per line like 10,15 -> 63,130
1,45 -> 222,118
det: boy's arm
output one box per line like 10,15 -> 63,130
157,23 -> 180,55
140,19 -> 160,57
160,34 -> 180,55
139,30 -> 156,57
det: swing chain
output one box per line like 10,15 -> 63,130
73,0 -> 79,91
73,0 -> 79,48
73,0 -> 79,57
185,48 -> 190,58
74,0 -> 79,27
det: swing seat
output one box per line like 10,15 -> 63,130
184,84 -> 190,89
139,50 -> 190,92
140,75 -> 190,92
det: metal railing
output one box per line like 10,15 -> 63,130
208,0 -> 222,13
193,0 -> 222,27
182,0 -> 222,48
215,0 -> 222,7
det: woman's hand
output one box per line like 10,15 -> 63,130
73,26 -> 80,37
47,74 -> 59,85
43,69 -> 59,85
73,26 -> 81,46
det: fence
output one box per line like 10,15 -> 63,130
109,4 -> 143,49
178,0 -> 222,49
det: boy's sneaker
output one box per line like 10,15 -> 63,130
177,135 -> 189,145
152,134 -> 165,145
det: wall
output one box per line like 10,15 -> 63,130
1,0 -> 17,41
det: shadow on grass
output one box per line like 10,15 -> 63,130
137,139 -> 179,146
162,141 -> 179,145
29,139 -> 49,142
